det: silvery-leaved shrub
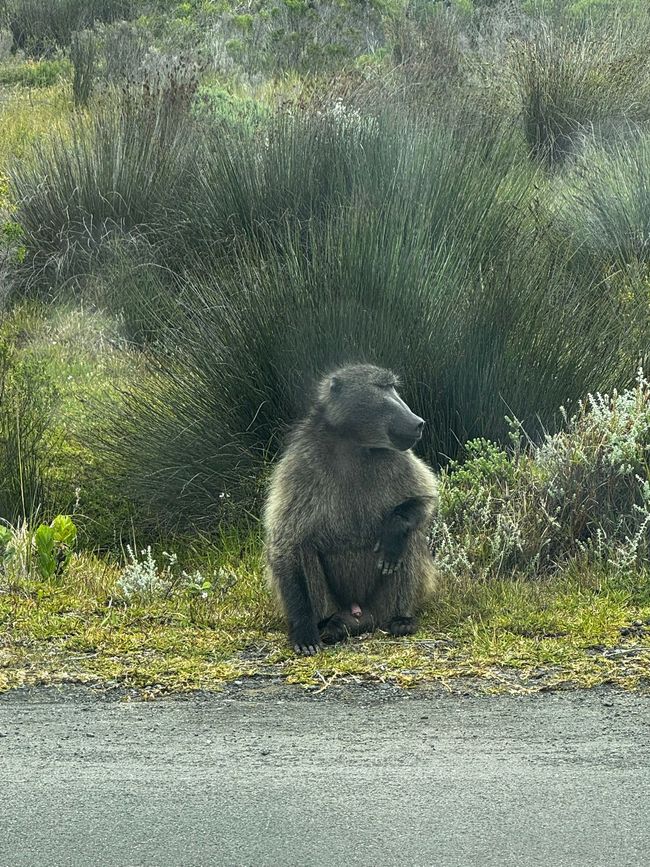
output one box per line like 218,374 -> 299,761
115,545 -> 232,608
116,545 -> 178,601
433,370 -> 650,578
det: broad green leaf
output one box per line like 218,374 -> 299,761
51,515 -> 77,547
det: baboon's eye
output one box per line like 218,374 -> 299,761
330,376 -> 343,395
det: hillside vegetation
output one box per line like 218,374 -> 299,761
1,0 -> 649,693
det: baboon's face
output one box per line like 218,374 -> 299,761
319,364 -> 425,451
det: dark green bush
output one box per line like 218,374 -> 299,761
10,93 -> 196,290
2,0 -> 133,56
89,116 -> 645,532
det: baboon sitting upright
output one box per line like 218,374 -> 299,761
264,364 -> 439,655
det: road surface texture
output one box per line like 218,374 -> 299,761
1,684 -> 649,867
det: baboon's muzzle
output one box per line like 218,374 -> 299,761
389,414 -> 425,451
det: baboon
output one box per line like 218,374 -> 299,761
264,364 -> 439,655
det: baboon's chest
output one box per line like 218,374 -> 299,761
315,470 -> 390,549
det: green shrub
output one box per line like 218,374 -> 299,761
96,19 -> 151,85
89,115 -> 644,532
208,0 -> 386,77
0,57 -> 70,87
434,371 -> 650,577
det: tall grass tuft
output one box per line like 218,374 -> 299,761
71,30 -> 96,107
0,338 -> 56,524
512,16 -> 650,166
2,0 -> 132,56
561,134 -> 650,265
10,94 -> 195,289
88,117 -> 645,532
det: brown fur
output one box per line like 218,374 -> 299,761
264,364 -> 439,653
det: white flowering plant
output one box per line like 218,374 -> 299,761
432,370 -> 650,579
115,545 -> 238,620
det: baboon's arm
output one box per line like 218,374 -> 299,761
272,549 -> 324,655
374,497 -> 433,575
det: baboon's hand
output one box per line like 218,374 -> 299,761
290,623 -> 323,656
373,534 -> 408,574
374,509 -> 410,575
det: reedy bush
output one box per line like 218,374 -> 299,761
0,336 -> 57,524
71,30 -> 97,107
560,135 -> 650,265
2,0 -> 133,56
10,92 -> 195,289
511,15 -> 650,167
89,116 -> 645,532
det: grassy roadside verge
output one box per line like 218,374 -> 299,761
2,555 -> 649,697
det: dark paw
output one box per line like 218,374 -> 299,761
388,616 -> 418,637
320,614 -> 352,646
290,625 -> 323,656
373,540 -> 406,575
376,557 -> 404,576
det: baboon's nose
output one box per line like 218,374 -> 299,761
414,417 -> 425,437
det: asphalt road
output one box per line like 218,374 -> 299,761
1,684 -> 649,867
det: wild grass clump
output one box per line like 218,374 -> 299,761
0,335 -> 57,524
10,94 -> 195,289
2,0 -> 133,56
434,370 -> 650,578
561,134 -> 650,265
512,16 -> 650,166
70,30 -> 97,107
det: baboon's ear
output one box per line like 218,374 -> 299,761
330,375 -> 342,395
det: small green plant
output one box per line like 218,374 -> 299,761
0,514 -> 77,585
33,514 -> 77,579
0,524 -> 12,549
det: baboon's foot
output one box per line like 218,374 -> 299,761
290,623 -> 323,656
388,615 -> 418,637
320,613 -> 358,645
